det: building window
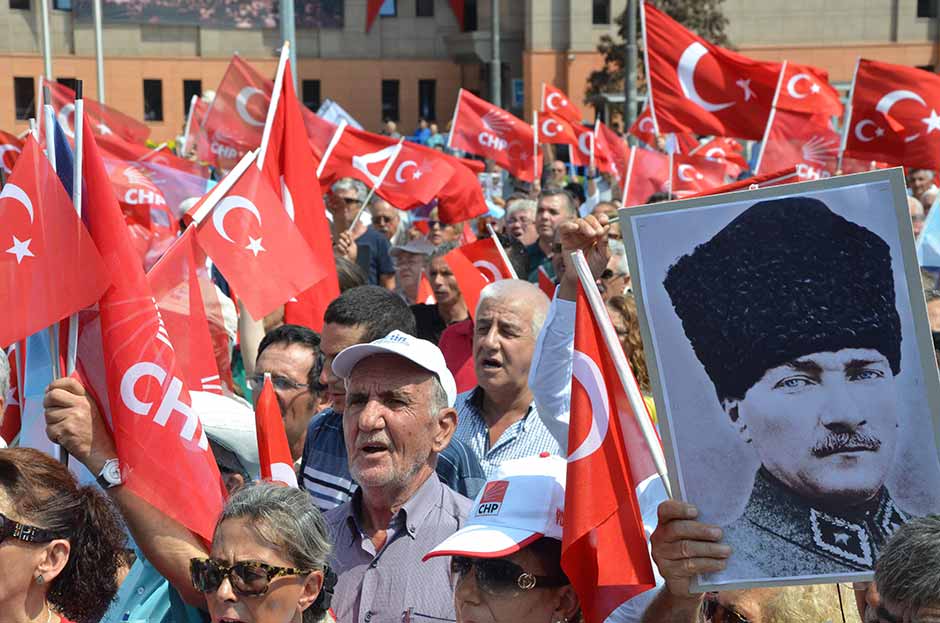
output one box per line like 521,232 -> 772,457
918,0 -> 938,18
592,0 -> 610,24
382,80 -> 400,122
53,0 -> 72,10
416,0 -> 434,17
418,79 -> 436,121
14,77 -> 34,120
380,0 -> 396,17
143,79 -> 163,122
57,77 -> 78,93
183,79 -> 201,114
9,0 -> 29,9
302,80 -> 321,111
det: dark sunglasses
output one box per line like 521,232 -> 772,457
0,512 -> 65,544
246,373 -> 310,393
449,556 -> 568,595
190,557 -> 312,597
340,196 -> 362,206
703,593 -> 751,623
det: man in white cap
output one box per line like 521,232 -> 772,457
325,330 -> 472,623
423,453 -> 581,623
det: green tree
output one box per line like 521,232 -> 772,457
585,0 -> 730,113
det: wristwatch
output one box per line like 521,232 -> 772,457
96,458 -> 123,489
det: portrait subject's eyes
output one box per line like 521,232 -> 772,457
848,368 -> 886,382
773,376 -> 816,391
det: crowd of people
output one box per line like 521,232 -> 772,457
2,132 -> 940,623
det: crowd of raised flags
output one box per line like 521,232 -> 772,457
3,3 -> 940,622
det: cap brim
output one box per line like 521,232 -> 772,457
422,524 -> 544,561
331,343 -> 393,379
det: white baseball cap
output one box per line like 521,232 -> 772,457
331,330 -> 458,408
423,453 -> 567,560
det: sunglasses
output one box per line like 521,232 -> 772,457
246,373 -> 311,393
372,215 -> 395,224
190,557 -> 312,597
0,512 -> 65,544
703,593 -> 751,623
449,556 -> 568,596
339,196 -> 362,206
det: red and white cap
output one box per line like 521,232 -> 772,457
424,453 -> 566,560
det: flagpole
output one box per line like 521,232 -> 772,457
67,81 -> 84,380
753,60 -> 787,175
590,120 -> 598,170
181,94 -> 198,157
571,250 -> 672,498
638,2 -> 659,136
446,89 -> 463,150
93,0 -> 106,102
316,119 -> 347,179
190,150 -> 259,224
837,57 -> 861,174
667,151 -> 673,200
485,223 -> 518,279
141,142 -> 168,161
622,145 -> 636,205
39,0 -> 53,80
532,109 -> 539,183
257,41 -> 290,171
345,137 -> 405,234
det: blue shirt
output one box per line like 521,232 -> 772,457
100,554 -> 206,623
356,228 -> 396,285
299,408 -> 486,511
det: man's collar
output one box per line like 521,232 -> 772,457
345,472 -> 443,542
469,387 -> 536,424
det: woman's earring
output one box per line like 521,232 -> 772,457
35,575 -> 44,585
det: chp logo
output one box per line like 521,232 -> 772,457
478,109 -> 514,151
476,480 -> 510,516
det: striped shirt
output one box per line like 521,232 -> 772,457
299,408 -> 486,511
453,387 -> 564,478
325,474 -> 471,623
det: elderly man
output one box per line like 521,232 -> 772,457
325,330 -> 471,623
504,198 -> 538,246
299,285 -> 484,510
908,168 -> 938,203
526,188 -> 577,282
453,280 -> 561,476
910,195 -> 926,239
867,515 -> 940,623
328,178 -> 396,290
369,197 -> 404,245
390,237 -> 435,304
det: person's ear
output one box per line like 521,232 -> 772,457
35,538 -> 70,586
297,570 -> 325,612
223,472 -> 246,494
553,585 -> 581,623
721,399 -> 751,444
432,407 -> 457,452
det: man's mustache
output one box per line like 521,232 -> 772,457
812,431 -> 882,457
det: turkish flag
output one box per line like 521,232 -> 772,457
643,3 -> 780,139
0,139 -> 109,348
567,123 -> 599,169
757,108 -> 839,180
457,237 -> 515,282
417,270 -> 436,305
843,58 -> 940,170
594,122 -> 629,185
196,164 -> 323,320
0,130 -> 23,176
183,96 -> 209,158
623,146 -> 670,207
670,153 -> 727,196
563,284 -> 657,623
690,136 -> 747,179
449,89 -> 541,182
537,265 -> 556,299
443,246 -> 489,321
1,346 -> 21,445
541,84 -> 583,124
202,55 -> 273,169
79,119 -> 224,543
628,106 -> 698,153
147,229 -> 225,395
259,60 -> 340,332
304,109 -> 338,161
255,374 -> 299,487
435,158 -> 490,224
46,80 -> 150,144
539,111 -> 581,146
775,62 -> 843,117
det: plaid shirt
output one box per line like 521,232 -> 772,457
299,408 -> 486,511
453,387 -> 564,478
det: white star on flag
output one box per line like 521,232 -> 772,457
413,169 -> 423,180
922,109 -> 940,134
245,236 -> 266,256
736,78 -> 756,102
4,386 -> 16,407
97,123 -> 113,136
6,236 -> 34,264
875,127 -> 886,137
810,83 -> 821,94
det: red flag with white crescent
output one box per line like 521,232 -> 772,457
0,130 -> 23,177
775,62 -> 843,117
628,106 -> 697,153
255,374 -> 298,487
541,84 -> 582,124
670,153 -> 727,196
442,245 -> 489,321
46,80 -> 150,144
456,237 -> 514,283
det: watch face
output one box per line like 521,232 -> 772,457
104,461 -> 121,484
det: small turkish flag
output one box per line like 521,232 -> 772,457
690,136 -> 747,179
443,245 -> 489,321
541,84 -> 583,124
567,122 -> 599,169
0,138 -> 109,348
195,164 -> 322,321
643,2 -> 780,139
623,146 -> 670,207
435,159 -> 490,224
417,270 -> 436,305
757,108 -> 839,180
539,110 -> 582,146
202,55 -> 272,170
255,374 -> 299,487
628,106 -> 698,154
46,80 -> 150,145
843,58 -> 940,171
457,237 -> 515,282
0,130 -> 23,176
775,62 -> 843,117
670,153 -> 727,196
449,89 -> 541,182
563,283 -> 657,623
537,265 -> 555,299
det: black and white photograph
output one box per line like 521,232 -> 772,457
621,169 -> 940,590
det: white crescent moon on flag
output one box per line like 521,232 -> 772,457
212,195 -> 263,243
569,350 -> 611,462
546,92 -> 566,111
473,260 -> 502,282
0,183 -> 34,223
677,42 -> 734,112
57,103 -> 76,139
854,119 -> 878,142
786,73 -> 813,99
876,89 -> 927,143
541,119 -> 560,138
0,145 -> 21,174
235,87 -> 267,127
705,147 -> 726,161
280,175 -> 294,221
677,164 -> 697,182
578,131 -> 593,156
395,160 -> 418,183
638,117 -> 656,133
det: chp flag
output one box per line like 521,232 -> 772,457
756,109 -> 839,180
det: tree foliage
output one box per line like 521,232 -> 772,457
585,0 -> 730,110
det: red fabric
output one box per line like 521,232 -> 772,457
435,159 -> 490,224
449,89 -> 541,182
1,346 -> 21,444
457,157 -> 486,174
96,133 -> 208,179
442,247 -> 488,321
184,96 -> 209,158
670,153 -> 727,196
147,229 -> 224,395
593,122 -> 629,184
540,84 -> 583,124
623,146 -> 669,207
643,2 -> 780,140
628,106 -> 697,153
843,58 -> 940,170
757,108 -> 839,181
365,0 -> 383,31
195,163 -> 324,321
566,122 -> 598,169
80,119 -> 224,543
447,0 -> 464,27
563,285 -> 657,623
538,110 -> 582,146
46,81 -> 150,144
303,108 -> 338,161
691,166 -> 799,197
457,237 -> 514,282
690,136 -> 746,178
0,138 -> 109,347
439,318 -> 476,394
458,222 -> 478,245
260,60 -> 340,332
537,266 -> 555,299
255,375 -> 298,487
417,271 -> 436,304
776,62 -> 843,117
0,130 -> 23,176
202,55 -> 272,170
